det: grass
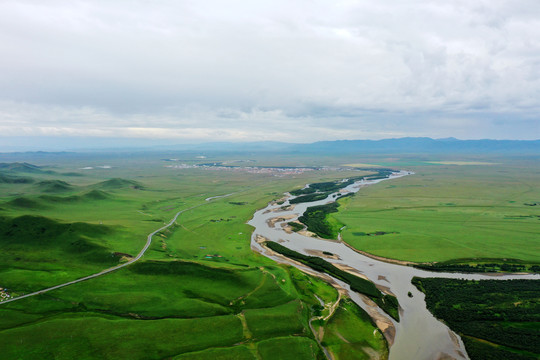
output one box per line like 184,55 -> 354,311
322,298 -> 388,360
256,336 -> 323,360
244,300 -> 308,339
0,156 -> 383,359
0,313 -> 245,360
331,162 -> 540,264
0,215 -> 120,292
173,345 -> 255,360
34,179 -> 74,192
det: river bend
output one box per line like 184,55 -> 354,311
248,171 -> 539,360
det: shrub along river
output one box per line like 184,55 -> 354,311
248,171 -> 540,360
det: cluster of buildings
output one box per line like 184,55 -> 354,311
165,163 -> 318,176
0,287 -> 12,302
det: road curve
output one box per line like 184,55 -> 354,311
0,203 -> 204,305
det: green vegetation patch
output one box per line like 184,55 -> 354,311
243,300 -> 307,339
256,336 -> 322,360
34,180 -> 73,193
6,196 -> 46,209
0,215 -> 118,292
0,173 -> 35,184
264,241 -> 399,321
290,192 -> 332,204
322,298 -> 388,360
292,171 -> 395,239
290,187 -> 317,196
289,172 -> 393,204
0,215 -> 112,250
334,164 -> 540,264
298,202 -> 341,239
372,294 -> 399,322
173,345 -> 255,360
412,277 -> 540,359
0,162 -> 52,174
265,241 -> 380,298
414,258 -> 540,273
287,221 -> 304,232
38,190 -> 112,204
0,314 -> 244,360
93,178 -> 145,190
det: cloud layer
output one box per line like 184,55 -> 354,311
1,0 -> 539,142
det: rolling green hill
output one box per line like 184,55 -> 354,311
93,178 -> 145,190
34,180 -> 74,193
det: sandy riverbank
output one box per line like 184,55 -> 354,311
254,235 -> 396,345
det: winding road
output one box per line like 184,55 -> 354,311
0,203 -> 206,305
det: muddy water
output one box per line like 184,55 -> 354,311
248,172 -> 540,360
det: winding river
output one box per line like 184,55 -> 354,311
248,171 -> 540,360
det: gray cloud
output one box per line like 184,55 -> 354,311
0,0 -> 539,143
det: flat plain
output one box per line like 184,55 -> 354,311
332,160 -> 540,265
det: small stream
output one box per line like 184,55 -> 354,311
248,172 -> 540,360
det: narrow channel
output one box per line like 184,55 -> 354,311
248,172 -> 540,360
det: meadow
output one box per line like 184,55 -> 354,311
330,159 -> 540,266
0,154 -> 387,359
321,298 -> 388,360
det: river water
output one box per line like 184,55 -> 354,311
247,172 -> 540,360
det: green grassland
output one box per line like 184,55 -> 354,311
321,298 -> 388,360
0,156 -> 386,359
412,278 -> 540,360
4,153 -> 536,358
331,162 -> 540,265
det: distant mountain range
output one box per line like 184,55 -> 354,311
0,137 -> 539,154
289,137 -> 540,154
156,137 -> 540,154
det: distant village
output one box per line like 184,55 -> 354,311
163,159 -> 351,176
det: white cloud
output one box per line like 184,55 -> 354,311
0,0 -> 539,142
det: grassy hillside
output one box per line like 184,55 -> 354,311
93,178 -> 145,190
0,162 -> 53,174
0,215 -> 119,292
321,298 -> 388,360
34,180 -> 74,193
0,174 -> 34,184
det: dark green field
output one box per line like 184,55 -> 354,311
412,278 -> 540,360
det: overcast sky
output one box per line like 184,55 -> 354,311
1,0 -> 539,145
